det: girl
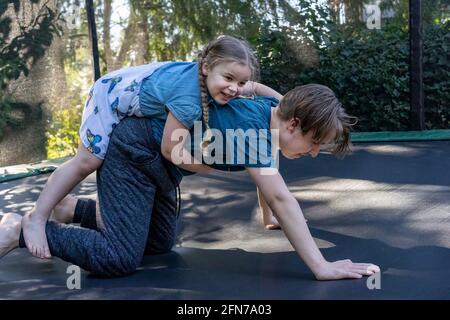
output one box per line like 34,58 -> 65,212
0,84 -> 380,280
21,35 -> 280,259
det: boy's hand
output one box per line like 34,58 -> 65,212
313,259 -> 380,281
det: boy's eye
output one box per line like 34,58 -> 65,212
238,81 -> 247,87
224,76 -> 233,81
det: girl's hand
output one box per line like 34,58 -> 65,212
313,259 -> 380,281
242,82 -> 283,100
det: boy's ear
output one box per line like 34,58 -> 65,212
201,63 -> 209,77
289,117 -> 301,131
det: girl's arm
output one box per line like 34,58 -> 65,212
161,112 -> 213,174
241,81 -> 283,100
247,167 -> 380,280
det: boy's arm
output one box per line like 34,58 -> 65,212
247,167 -> 380,280
241,81 -> 283,100
257,187 -> 280,229
257,186 -> 273,216
161,112 -> 213,174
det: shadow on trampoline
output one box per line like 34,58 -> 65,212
1,141 -> 449,299
1,227 -> 449,300
282,142 -> 450,188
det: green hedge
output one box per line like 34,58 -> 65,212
423,22 -> 450,129
255,18 -> 449,132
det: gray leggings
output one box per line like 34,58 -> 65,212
20,117 -> 181,277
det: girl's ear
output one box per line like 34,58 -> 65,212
201,63 -> 209,77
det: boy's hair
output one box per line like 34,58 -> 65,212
278,84 -> 357,157
197,35 -> 259,141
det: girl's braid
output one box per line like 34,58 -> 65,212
198,47 -> 213,149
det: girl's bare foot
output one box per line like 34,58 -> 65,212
51,194 -> 77,224
0,213 -> 22,258
21,211 -> 51,259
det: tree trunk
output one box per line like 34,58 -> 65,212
344,0 -> 363,25
0,0 -> 66,166
135,4 -> 150,65
112,9 -> 137,70
103,0 -> 113,72
328,0 -> 341,23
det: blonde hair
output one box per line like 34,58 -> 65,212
278,84 -> 357,157
197,35 -> 259,148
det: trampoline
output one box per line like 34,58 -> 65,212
1,0 -> 448,301
1,140 -> 449,299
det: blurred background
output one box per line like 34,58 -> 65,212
0,0 -> 448,166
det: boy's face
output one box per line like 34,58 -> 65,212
202,62 -> 251,105
279,118 -> 335,159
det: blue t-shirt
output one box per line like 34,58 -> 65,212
189,96 -> 279,172
139,61 -> 202,142
138,61 -> 279,177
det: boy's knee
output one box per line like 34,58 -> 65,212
92,265 -> 137,278
114,261 -> 139,277
151,245 -> 173,255
92,253 -> 141,278
146,237 -> 175,255
152,247 -> 173,255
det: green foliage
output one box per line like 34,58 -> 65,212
255,0 -> 331,94
96,0 -> 303,65
3,0 -> 449,166
423,21 -> 450,129
255,1 -> 449,131
46,43 -> 91,158
46,105 -> 81,159
300,26 -> 412,131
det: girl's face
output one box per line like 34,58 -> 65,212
202,61 -> 251,105
279,118 -> 335,159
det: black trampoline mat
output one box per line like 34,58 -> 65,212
1,141 -> 449,299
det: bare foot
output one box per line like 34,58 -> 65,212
262,211 -> 281,230
0,213 -> 22,258
21,211 -> 51,259
51,194 -> 77,224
